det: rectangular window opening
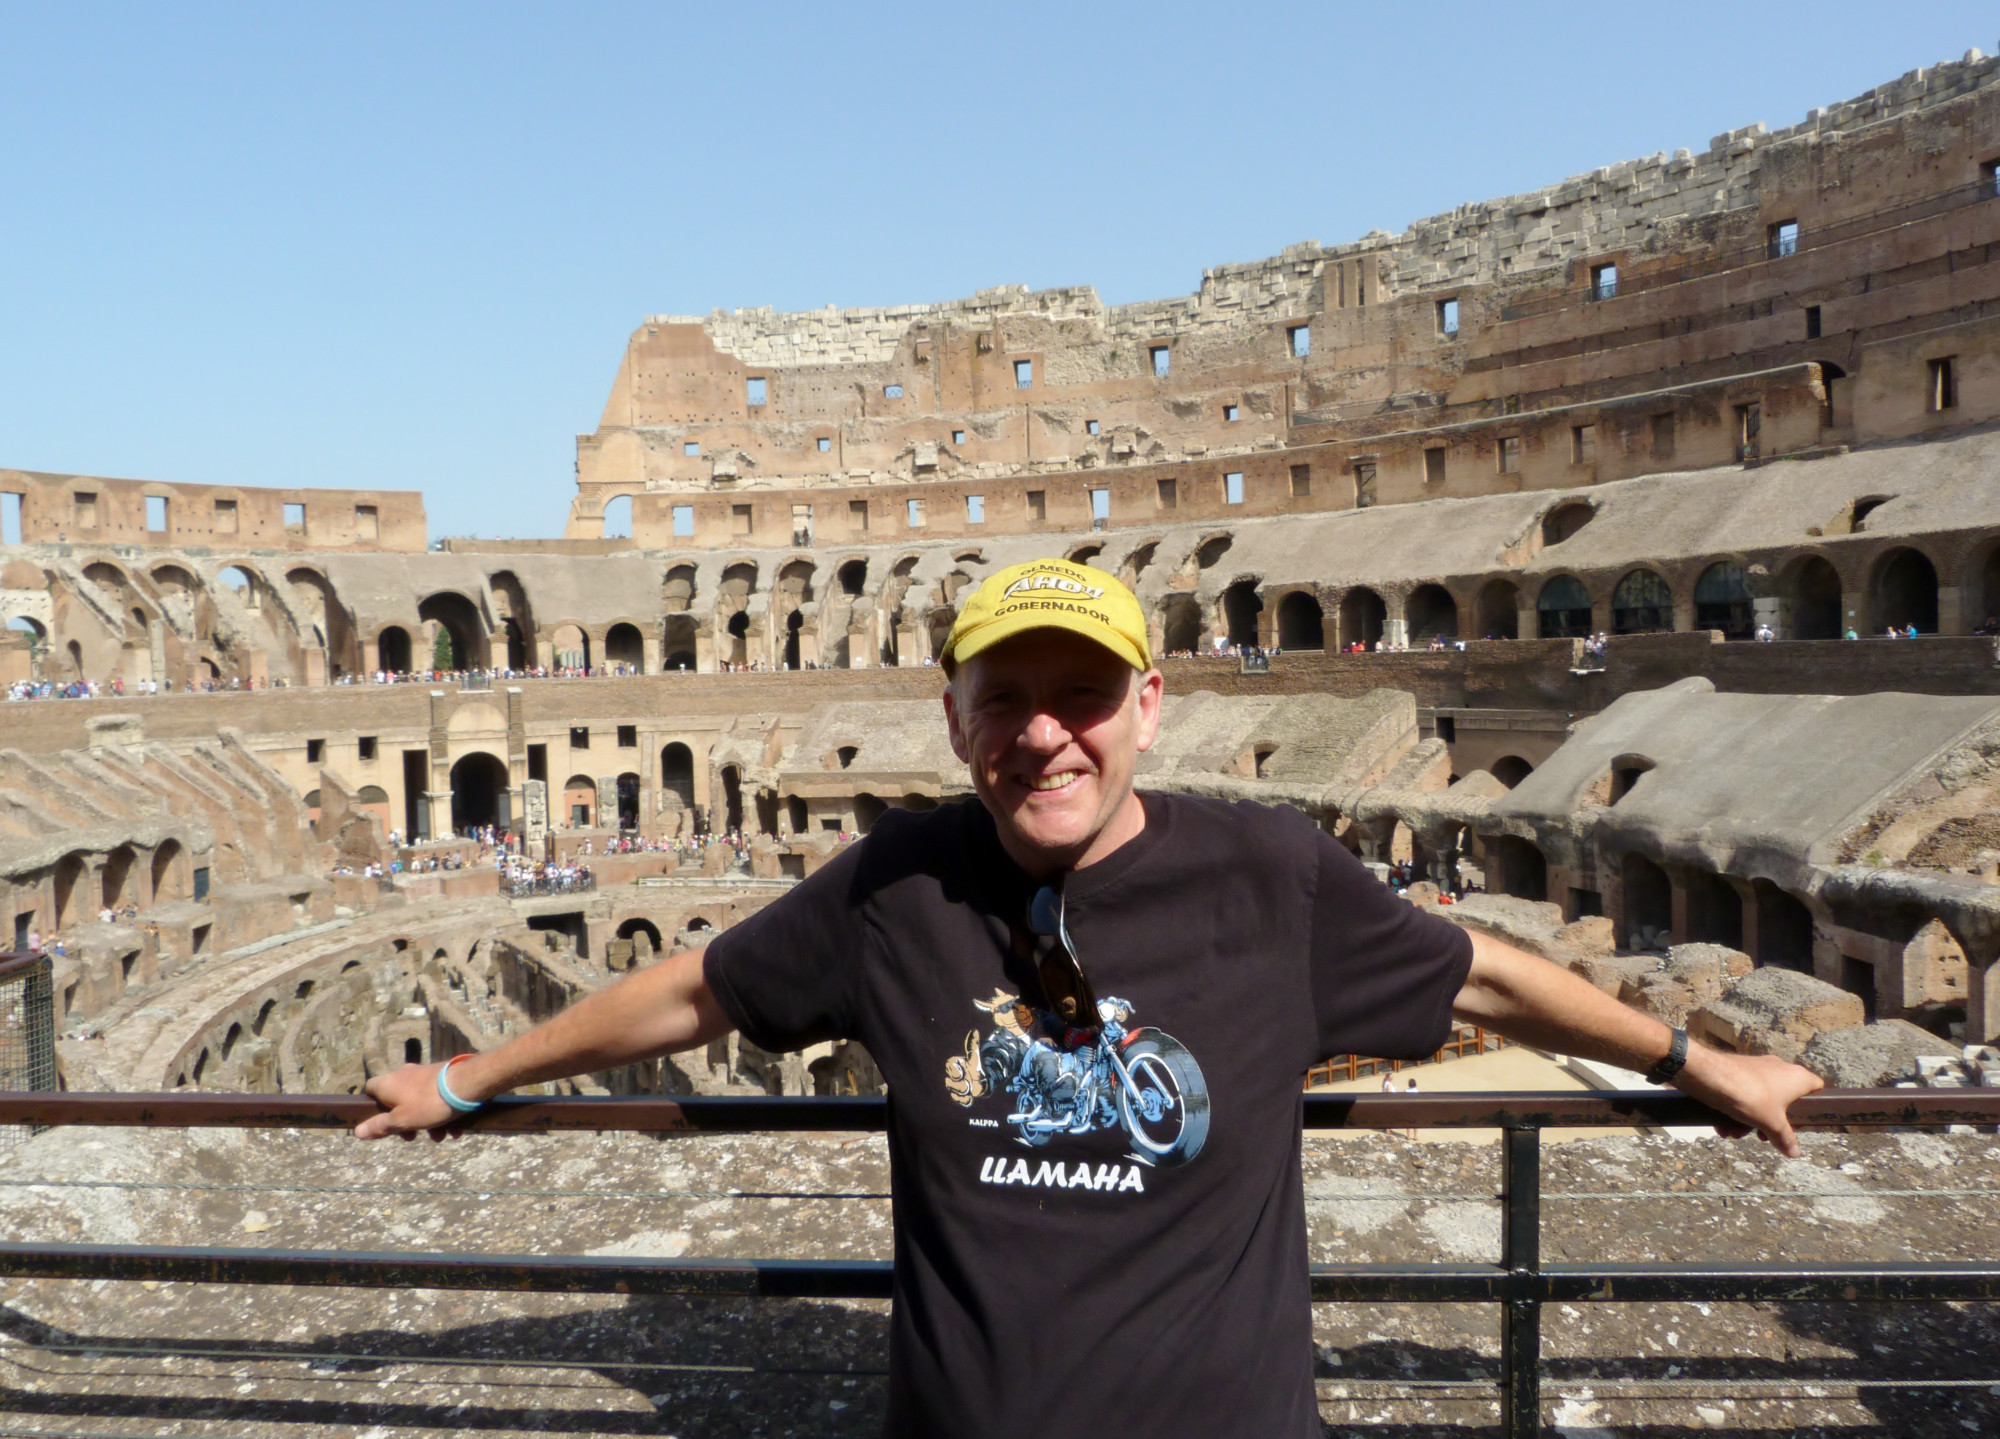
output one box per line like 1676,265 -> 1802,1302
1805,305 -> 1822,340
1014,359 -> 1033,388
1026,490 -> 1046,522
1224,472 -> 1245,505
966,495 -> 984,524
906,497 -> 926,528
617,724 -> 637,748
1651,412 -> 1676,457
746,377 -> 767,406
1287,324 -> 1310,358
1984,159 -> 2000,198
1736,401 -> 1762,460
1149,346 -> 1171,377
354,504 -> 378,540
0,492 -> 19,546
570,727 -> 590,749
306,738 -> 325,764
1571,424 -> 1597,464
213,498 -> 238,534
683,441 -> 700,457
1088,488 -> 1111,528
358,736 -> 378,761
1289,464 -> 1310,499
812,436 -> 830,454
1156,478 -> 1177,511
848,499 -> 869,532
1590,262 -> 1618,302
1497,436 -> 1522,474
1355,461 -> 1379,508
282,502 -> 304,531
1423,448 -> 1446,486
1768,220 -> 1799,259
952,430 -> 965,444
731,503 -> 753,536
1086,419 -> 1101,436
883,384 -> 904,399
1223,404 -> 1239,423
146,496 -> 169,532
671,504 -> 695,537
527,744 -> 547,784
1929,356 -> 1958,412
1437,297 -> 1460,336
75,492 -> 97,529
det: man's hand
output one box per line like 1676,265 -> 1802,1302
357,1062 -> 464,1142
1673,1045 -> 1825,1158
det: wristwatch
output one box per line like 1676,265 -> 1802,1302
1645,1027 -> 1690,1086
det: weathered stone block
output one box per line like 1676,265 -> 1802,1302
1803,1019 -> 1961,1087
1691,967 -> 1867,1062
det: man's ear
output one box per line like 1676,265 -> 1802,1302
943,682 -> 971,764
1132,668 -> 1165,754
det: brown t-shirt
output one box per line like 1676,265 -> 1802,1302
704,792 -> 1473,1438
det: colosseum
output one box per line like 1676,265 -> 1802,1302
7,49 -> 2000,1434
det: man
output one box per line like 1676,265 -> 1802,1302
358,557 -> 1821,1438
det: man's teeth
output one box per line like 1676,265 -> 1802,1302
1030,771 -> 1082,791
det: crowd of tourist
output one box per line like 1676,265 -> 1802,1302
6,674 -> 298,701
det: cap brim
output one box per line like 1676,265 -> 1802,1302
946,609 -> 1149,676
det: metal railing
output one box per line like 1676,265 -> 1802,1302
0,1087 -> 1994,1435
0,953 -> 55,1156
502,872 -> 597,898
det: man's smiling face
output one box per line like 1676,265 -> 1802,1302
943,628 -> 1163,876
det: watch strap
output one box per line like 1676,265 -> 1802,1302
1645,1027 -> 1690,1086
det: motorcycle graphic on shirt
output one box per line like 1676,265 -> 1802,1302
945,989 -> 1210,1168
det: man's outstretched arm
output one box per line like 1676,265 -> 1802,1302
355,948 -> 733,1141
1451,932 -> 1825,1157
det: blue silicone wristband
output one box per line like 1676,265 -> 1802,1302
436,1055 -> 485,1114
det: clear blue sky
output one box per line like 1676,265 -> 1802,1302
2,2 -> 1994,540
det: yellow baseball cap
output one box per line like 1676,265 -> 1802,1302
942,558 -> 1153,677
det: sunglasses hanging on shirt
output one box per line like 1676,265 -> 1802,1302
1027,882 -> 1100,1030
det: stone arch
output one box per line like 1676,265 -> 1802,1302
1964,534 -> 2000,635
1490,755 -> 1534,789
1194,533 -> 1233,569
662,563 -> 698,611
1752,880 -> 1814,972
1120,541 -> 1159,589
837,559 -> 868,597
853,793 -> 888,834
927,608 -> 956,661
604,622 -> 644,671
1161,594 -> 1202,654
1620,852 -> 1672,948
562,774 -> 598,829
52,852 -> 88,928
102,844 -> 138,910
418,591 -> 488,670
551,622 -> 591,670
601,494 -> 633,539
1611,568 -> 1672,634
151,838 -> 184,901
616,917 -> 662,950
616,772 -> 641,829
663,613 -> 698,670
660,743 -> 696,810
376,624 -> 414,674
1541,500 -> 1595,548
1693,560 -> 1754,638
1275,590 -> 1323,650
1474,579 -> 1520,639
1536,574 -> 1593,638
720,765 -> 744,835
449,751 -> 510,833
1221,581 -> 1263,647
1337,587 -> 1385,651
1066,543 -> 1103,567
1404,583 -> 1458,643
1492,836 -> 1546,901
1684,868 -> 1744,948
1780,553 -> 1844,639
1870,546 -> 1939,634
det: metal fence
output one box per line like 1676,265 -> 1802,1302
0,951 -> 56,1156
503,872 -> 597,898
0,1087 -> 1994,1435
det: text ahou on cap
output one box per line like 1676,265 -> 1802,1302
942,558 -> 1153,676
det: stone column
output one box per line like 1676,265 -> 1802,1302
1842,588 -> 1868,635
1516,603 -> 1538,640
1938,584 -> 1967,636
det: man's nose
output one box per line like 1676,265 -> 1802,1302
1019,710 -> 1073,752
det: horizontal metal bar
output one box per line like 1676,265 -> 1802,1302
1,1087 -> 1996,1134
0,1244 -> 893,1299
7,1245 -> 1996,1308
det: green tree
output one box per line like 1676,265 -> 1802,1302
432,628 -> 455,670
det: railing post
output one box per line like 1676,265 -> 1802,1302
1500,1122 -> 1542,1439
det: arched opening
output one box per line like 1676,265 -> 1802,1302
66,639 -> 84,678
1684,869 -> 1743,948
601,495 -> 633,539
664,614 -> 698,670
784,610 -> 805,670
900,794 -> 939,813
838,560 -> 868,597
1405,584 -> 1458,643
854,793 -> 887,834
1493,836 -> 1547,901
151,838 -> 184,901
562,774 -> 598,829
616,917 -> 662,951
1871,547 -> 1939,634
1611,568 -> 1672,634
404,1037 -> 424,1065
1162,595 -> 1202,654
604,622 -> 643,672
1275,591 -> 1323,650
1490,755 -> 1534,789
1120,541 -> 1158,588
221,1022 -> 243,1061
552,623 -> 591,670
725,611 -> 750,667
1753,880 -> 1814,972
418,592 -> 487,670
1786,555 -> 1843,640
101,845 -> 137,911
1693,561 -> 1753,638
754,790 -> 780,836
927,609 -> 955,661
1222,582 -> 1262,647
502,618 -> 529,670
616,772 -> 641,829
253,998 -> 278,1037
1620,853 -> 1672,949
660,743 -> 696,811
1195,534 -> 1232,569
53,853 -> 87,928
1066,544 -> 1103,567
449,752 -> 510,833
1338,587 -> 1385,651
786,795 -> 808,833
216,566 -> 256,605
721,766 -> 744,835
1976,542 -> 2000,636
377,626 -> 413,674
1474,579 -> 1520,640
1541,502 -> 1594,548
1536,575 -> 1593,638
